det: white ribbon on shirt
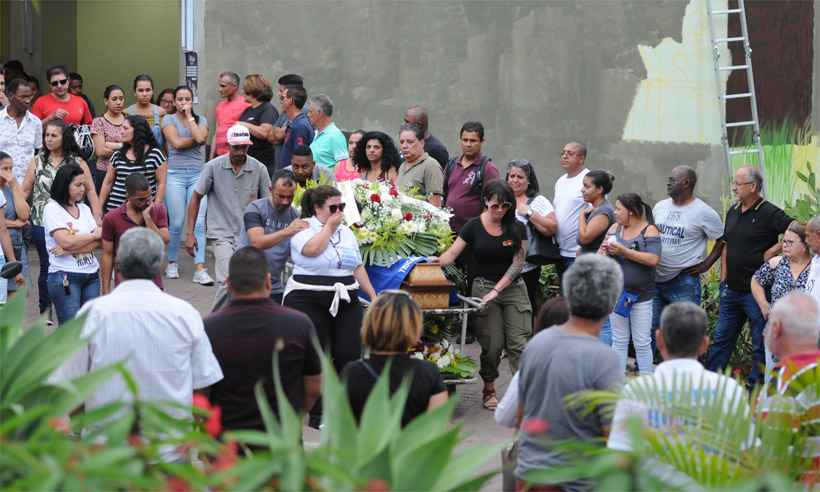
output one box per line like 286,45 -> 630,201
282,276 -> 359,317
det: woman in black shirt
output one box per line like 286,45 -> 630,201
342,291 -> 448,427
238,74 -> 278,177
434,180 -> 530,411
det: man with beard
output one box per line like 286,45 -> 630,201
100,172 -> 169,294
243,169 -> 308,304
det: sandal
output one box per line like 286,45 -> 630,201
482,387 -> 498,411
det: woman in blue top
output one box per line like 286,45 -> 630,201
599,193 -> 661,375
161,85 -> 213,286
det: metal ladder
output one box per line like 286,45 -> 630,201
705,0 -> 766,188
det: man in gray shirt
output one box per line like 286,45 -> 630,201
517,255 -> 624,492
186,124 -> 271,309
243,169 -> 308,304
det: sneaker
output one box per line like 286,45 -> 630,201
308,415 -> 321,430
193,269 -> 215,286
165,262 -> 180,279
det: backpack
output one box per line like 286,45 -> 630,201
443,154 -> 490,203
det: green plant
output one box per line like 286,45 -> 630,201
784,161 -> 820,223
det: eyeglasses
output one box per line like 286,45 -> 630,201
50,78 -> 68,87
489,202 -> 512,211
732,181 -> 754,187
782,239 -> 803,247
328,203 -> 346,214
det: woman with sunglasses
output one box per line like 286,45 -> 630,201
433,180 -> 530,411
506,160 -> 557,313
31,65 -> 93,127
284,185 -> 377,428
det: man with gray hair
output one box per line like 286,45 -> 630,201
306,94 -> 348,171
51,227 -> 223,462
805,215 -> 820,305
516,254 -> 625,491
608,302 -> 749,451
403,105 -> 449,169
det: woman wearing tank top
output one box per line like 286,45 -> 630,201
599,193 -> 661,375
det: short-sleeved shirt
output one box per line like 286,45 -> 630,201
611,225 -> 662,302
553,169 -> 590,258
290,217 -> 362,277
424,134 -> 449,170
195,154 -> 271,240
125,104 -> 164,146
517,328 -> 623,490
31,93 -> 92,126
514,195 -> 555,272
102,203 -> 168,289
310,122 -> 349,170
162,113 -> 208,170
752,256 -> 811,305
277,111 -> 314,169
445,154 -> 499,232
205,297 -> 320,430
213,96 -> 251,156
239,102 -> 278,169
43,201 -> 100,274
808,255 -> 820,306
0,108 -> 42,183
30,153 -> 82,226
459,216 -> 527,283
722,198 -> 793,292
106,147 -> 165,211
397,153 -> 444,199
273,111 -> 289,164
343,354 -> 446,428
242,199 -> 298,294
653,197 -> 724,283
91,116 -> 127,172
578,200 -> 614,255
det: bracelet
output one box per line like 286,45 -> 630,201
491,287 -> 499,293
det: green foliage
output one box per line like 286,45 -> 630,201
785,161 -> 820,223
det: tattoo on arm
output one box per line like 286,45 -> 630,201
503,243 -> 526,281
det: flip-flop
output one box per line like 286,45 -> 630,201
483,389 -> 498,411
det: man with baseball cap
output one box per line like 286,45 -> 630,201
186,123 -> 271,310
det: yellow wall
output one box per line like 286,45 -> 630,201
76,0 -> 180,113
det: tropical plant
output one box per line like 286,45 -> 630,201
785,161 -> 820,223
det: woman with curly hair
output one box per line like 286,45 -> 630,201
100,115 -> 167,212
355,130 -> 401,185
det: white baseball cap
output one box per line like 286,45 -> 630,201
226,124 -> 252,146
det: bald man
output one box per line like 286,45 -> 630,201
404,105 -> 449,169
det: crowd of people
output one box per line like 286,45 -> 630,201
2,59 -> 820,489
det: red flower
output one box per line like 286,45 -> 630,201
211,441 -> 239,471
48,417 -> 71,434
193,393 -> 222,437
404,212 -> 413,221
166,477 -> 191,492
521,417 -> 550,434
371,193 -> 381,203
389,187 -> 399,198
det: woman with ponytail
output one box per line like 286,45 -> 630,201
284,185 -> 376,429
99,114 -> 167,212
599,192 -> 661,375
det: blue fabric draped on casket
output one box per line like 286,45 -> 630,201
364,257 -> 458,305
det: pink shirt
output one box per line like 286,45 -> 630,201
334,160 -> 359,181
213,96 -> 250,156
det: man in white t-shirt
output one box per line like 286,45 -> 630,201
552,142 -> 589,284
608,302 -> 750,452
807,215 -> 820,306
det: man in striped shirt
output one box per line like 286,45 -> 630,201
761,291 -> 820,487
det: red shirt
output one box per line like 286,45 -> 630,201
213,96 -> 251,156
445,154 -> 499,233
101,203 -> 168,289
31,93 -> 93,126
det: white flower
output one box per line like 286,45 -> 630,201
428,351 -> 440,362
437,353 -> 452,369
411,352 -> 424,360
390,208 -> 403,221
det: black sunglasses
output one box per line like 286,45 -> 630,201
329,203 -> 346,214
51,79 -> 68,87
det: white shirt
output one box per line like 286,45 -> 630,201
808,255 -> 820,305
43,200 -> 100,274
0,108 -> 43,183
607,358 -> 749,451
553,169 -> 589,258
290,216 -> 362,276
50,280 -> 223,460
515,194 -> 555,272
495,370 -> 519,428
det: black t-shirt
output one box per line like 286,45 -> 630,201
425,134 -> 449,168
722,198 -> 792,292
204,297 -> 320,431
459,217 -> 526,282
342,354 -> 445,427
240,102 -> 279,169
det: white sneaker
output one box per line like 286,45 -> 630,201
165,262 -> 180,279
193,269 -> 214,286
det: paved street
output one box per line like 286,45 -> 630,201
24,247 -> 514,490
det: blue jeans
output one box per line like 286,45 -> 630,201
705,283 -> 766,387
652,272 -> 702,353
46,271 -> 101,325
165,168 -> 207,265
32,225 -> 52,313
598,317 -> 612,346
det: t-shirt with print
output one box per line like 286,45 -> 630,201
397,153 -> 444,199
514,195 -> 555,272
31,93 -> 92,126
653,197 -> 724,283
162,114 -> 208,170
106,147 -> 165,211
242,199 -> 298,294
516,327 -> 623,492
310,122 -> 349,170
445,155 -> 499,233
43,201 -> 100,274
278,111 -> 313,169
290,217 -> 362,277
240,103 -> 278,170
459,217 -> 527,283
553,169 -> 589,258
579,200 -> 614,255
91,116 -> 127,172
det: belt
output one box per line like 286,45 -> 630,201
282,276 -> 359,317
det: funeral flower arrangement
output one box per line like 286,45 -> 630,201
351,179 -> 455,266
411,338 -> 477,379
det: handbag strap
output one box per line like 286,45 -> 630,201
358,359 -> 381,381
